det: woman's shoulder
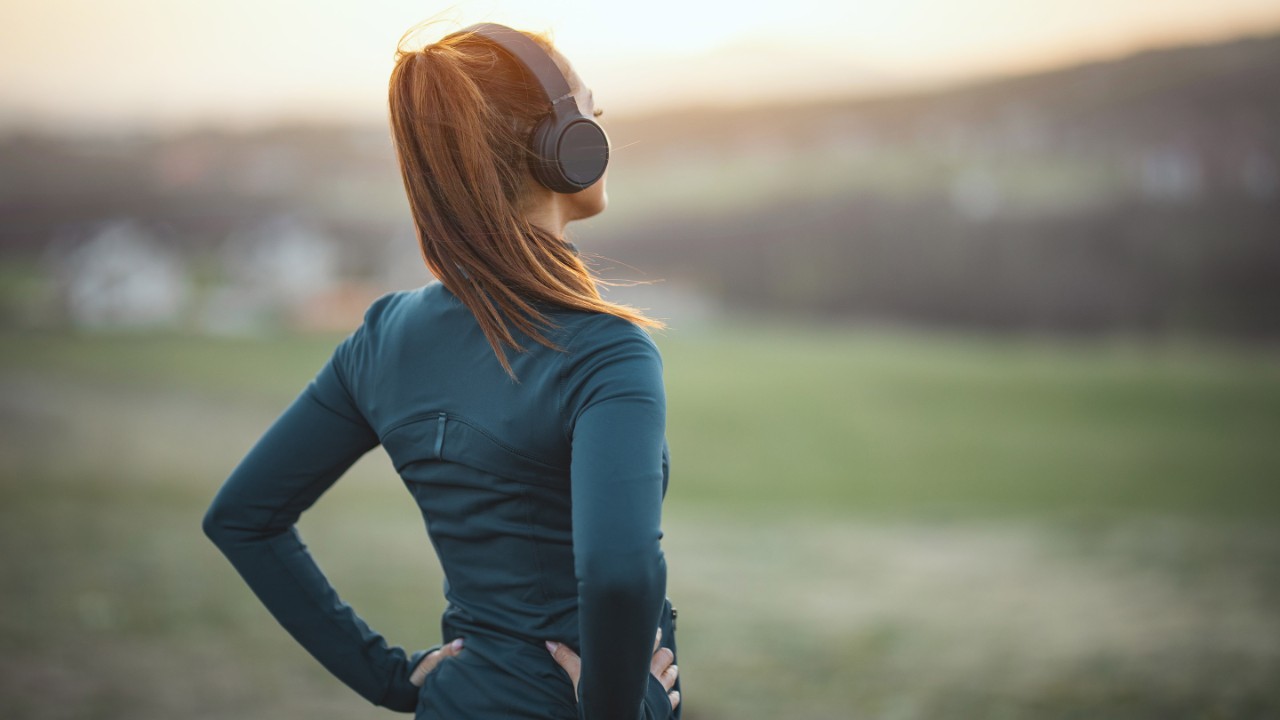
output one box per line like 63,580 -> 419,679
556,310 -> 666,434
554,310 -> 665,404
557,308 -> 661,358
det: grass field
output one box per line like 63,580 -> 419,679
1,324 -> 1278,719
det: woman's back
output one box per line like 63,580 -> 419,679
205,281 -> 677,719
340,283 -> 672,717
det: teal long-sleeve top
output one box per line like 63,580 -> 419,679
202,282 -> 679,720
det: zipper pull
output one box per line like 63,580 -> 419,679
433,412 -> 447,458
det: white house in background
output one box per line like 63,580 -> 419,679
58,219 -> 190,329
202,214 -> 340,335
1139,144 -> 1203,202
220,214 -> 339,303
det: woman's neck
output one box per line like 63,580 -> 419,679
523,195 -> 571,237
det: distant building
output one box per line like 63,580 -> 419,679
1139,145 -> 1203,202
220,214 -> 339,303
202,214 -> 341,335
55,219 -> 190,330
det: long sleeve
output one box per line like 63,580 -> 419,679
562,318 -> 672,720
201,337 -> 426,712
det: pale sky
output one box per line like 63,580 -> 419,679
1,0 -> 1278,132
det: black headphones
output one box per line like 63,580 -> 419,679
458,23 -> 609,194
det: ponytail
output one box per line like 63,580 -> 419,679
388,29 -> 663,379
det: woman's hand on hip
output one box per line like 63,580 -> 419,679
544,628 -> 680,711
410,638 -> 464,687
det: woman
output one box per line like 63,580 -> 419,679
202,21 -> 681,720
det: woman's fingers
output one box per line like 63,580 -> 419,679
410,637 -> 464,687
546,628 -> 674,706
649,645 -> 675,683
545,641 -> 582,682
545,641 -> 582,700
657,661 -> 679,690
650,627 -> 678,704
651,626 -> 679,709
653,654 -> 678,693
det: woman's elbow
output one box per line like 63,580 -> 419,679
201,494 -> 256,548
201,499 -> 233,546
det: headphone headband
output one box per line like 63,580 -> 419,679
459,23 -> 574,107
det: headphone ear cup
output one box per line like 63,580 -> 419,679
530,114 -> 609,194
558,118 -> 609,190
530,116 -> 569,193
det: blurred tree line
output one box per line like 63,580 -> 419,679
1,32 -> 1277,339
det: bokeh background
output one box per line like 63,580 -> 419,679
2,1 -> 1279,718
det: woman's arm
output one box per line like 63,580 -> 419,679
559,317 -> 674,720
202,351 -> 426,712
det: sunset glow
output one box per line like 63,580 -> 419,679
1,0 -> 1278,131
